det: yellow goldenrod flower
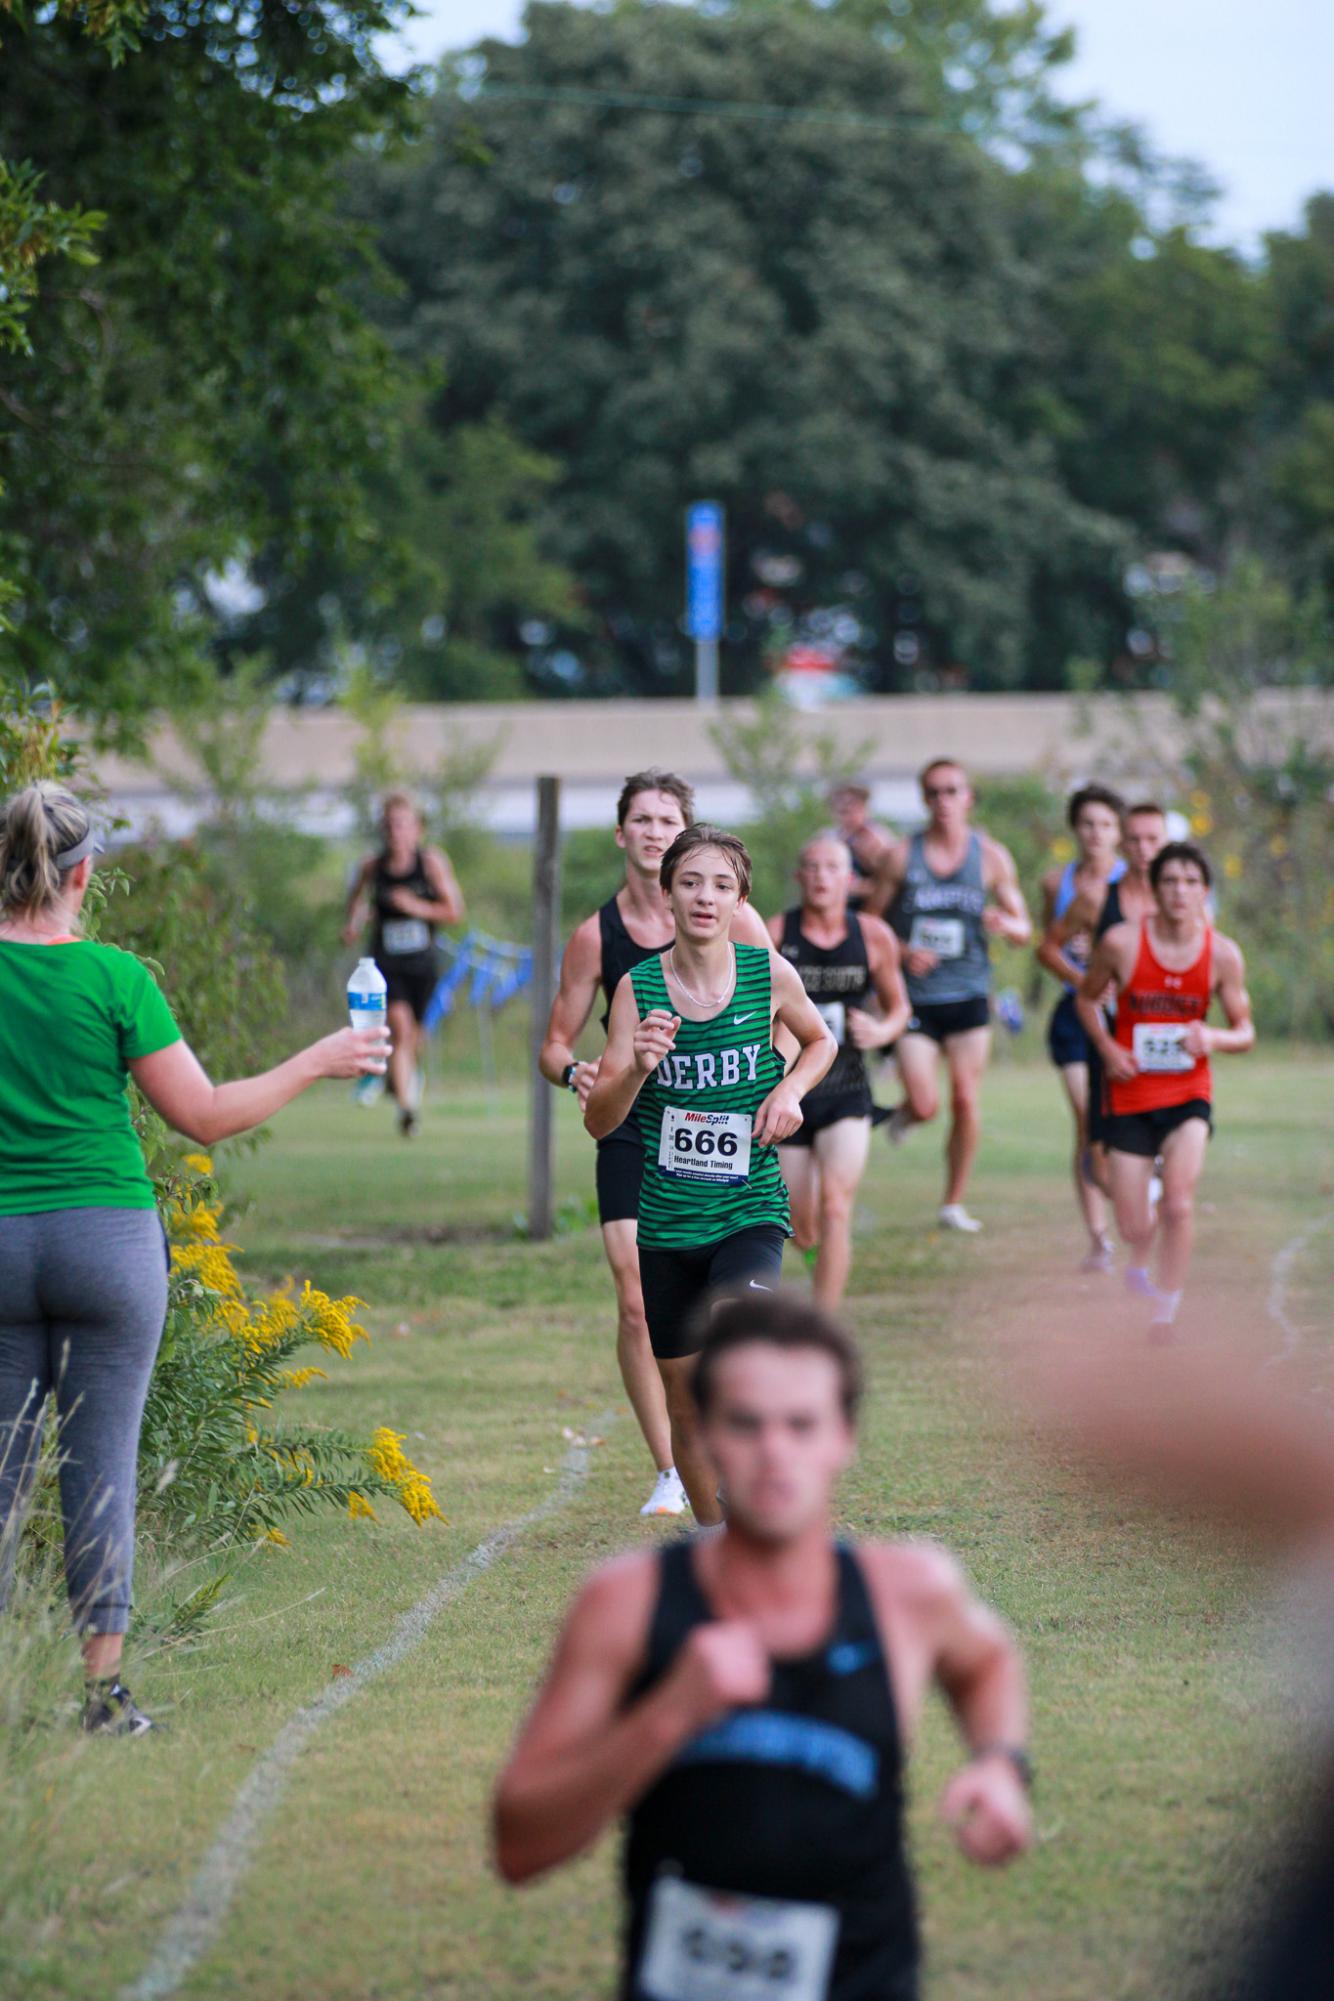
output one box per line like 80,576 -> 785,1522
297,1281 -> 368,1358
281,1366 -> 327,1390
347,1491 -> 377,1521
1189,811 -> 1213,836
263,1527 -> 291,1547
1049,836 -> 1075,862
1188,788 -> 1210,810
171,1241 -> 244,1299
397,1472 -> 445,1526
1223,853 -> 1243,880
182,1151 -> 214,1176
367,1426 -> 411,1482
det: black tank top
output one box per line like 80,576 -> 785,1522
598,895 -> 668,1030
597,896 -> 669,1149
622,1541 -> 918,2001
779,909 -> 873,1103
370,850 -> 438,973
1095,878 -> 1123,940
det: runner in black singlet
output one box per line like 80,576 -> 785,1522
342,792 -> 464,1135
769,834 -> 910,1308
1051,802 -> 1166,1169
1034,785 -> 1126,1273
494,1292 -> 1034,2000
539,769 -> 774,1520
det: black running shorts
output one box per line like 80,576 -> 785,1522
780,1089 -> 874,1149
637,1224 -> 788,1361
1047,992 -> 1090,1069
1103,1098 -> 1213,1157
903,996 -> 990,1044
595,1127 -> 644,1226
1086,1038 -> 1110,1144
381,964 -> 438,1024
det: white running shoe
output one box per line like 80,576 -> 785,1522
353,1075 -> 385,1108
640,1468 -> 687,1518
938,1203 -> 983,1233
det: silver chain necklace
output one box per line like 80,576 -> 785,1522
667,945 -> 735,1009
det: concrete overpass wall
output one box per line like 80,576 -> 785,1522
93,690 -> 1334,838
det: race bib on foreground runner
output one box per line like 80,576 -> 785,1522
658,1107 -> 752,1186
815,1000 -> 846,1046
909,915 -> 965,959
381,918 -> 432,957
639,1876 -> 839,2001
1132,1022 -> 1196,1073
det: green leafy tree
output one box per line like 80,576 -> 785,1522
0,0 -> 416,731
354,0 -> 1270,695
235,412 -> 580,699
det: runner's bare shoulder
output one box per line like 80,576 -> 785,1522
566,1548 -> 661,1657
859,1537 -> 968,1609
855,912 -> 898,954
563,910 -> 605,977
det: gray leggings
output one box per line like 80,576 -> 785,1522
0,1208 -> 167,1635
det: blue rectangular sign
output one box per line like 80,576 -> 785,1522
685,501 -> 725,641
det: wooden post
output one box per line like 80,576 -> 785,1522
528,774 -> 562,1241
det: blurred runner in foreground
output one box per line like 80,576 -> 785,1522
494,1292 -> 1033,2001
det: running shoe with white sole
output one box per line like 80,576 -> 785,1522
640,1468 -> 687,1518
938,1203 -> 982,1233
82,1680 -> 159,1737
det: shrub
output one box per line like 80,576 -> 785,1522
144,1154 -> 443,1544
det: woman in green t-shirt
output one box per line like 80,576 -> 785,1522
0,782 -> 390,1736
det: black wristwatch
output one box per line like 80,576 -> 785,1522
971,1743 -> 1034,1794
560,1062 -> 579,1093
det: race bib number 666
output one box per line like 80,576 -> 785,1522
658,1107 -> 752,1186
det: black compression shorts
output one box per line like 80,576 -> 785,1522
780,1090 -> 874,1149
381,964 -> 438,1024
1103,1098 -> 1213,1157
595,1128 -> 643,1226
903,996 -> 990,1044
1047,992 -> 1090,1069
637,1224 -> 788,1361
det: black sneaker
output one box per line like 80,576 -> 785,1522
82,1679 -> 159,1737
398,1107 -> 417,1138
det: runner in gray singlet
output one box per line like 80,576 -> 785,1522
870,758 -> 1031,1233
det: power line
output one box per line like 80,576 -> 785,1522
470,80 -> 952,136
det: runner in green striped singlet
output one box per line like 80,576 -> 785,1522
587,826 -> 836,1521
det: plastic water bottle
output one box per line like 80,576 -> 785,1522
347,956 -> 388,1031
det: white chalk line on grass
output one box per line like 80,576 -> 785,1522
1264,1220 -> 1327,1366
123,1426 -> 607,2001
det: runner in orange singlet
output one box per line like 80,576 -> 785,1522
1076,842 -> 1254,1337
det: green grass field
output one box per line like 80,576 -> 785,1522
3,1054 -> 1332,2001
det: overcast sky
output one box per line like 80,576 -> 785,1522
378,0 -> 1334,251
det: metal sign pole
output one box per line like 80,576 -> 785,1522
528,774 -> 561,1241
685,501 -> 725,704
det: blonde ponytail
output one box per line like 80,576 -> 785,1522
0,782 -> 93,918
